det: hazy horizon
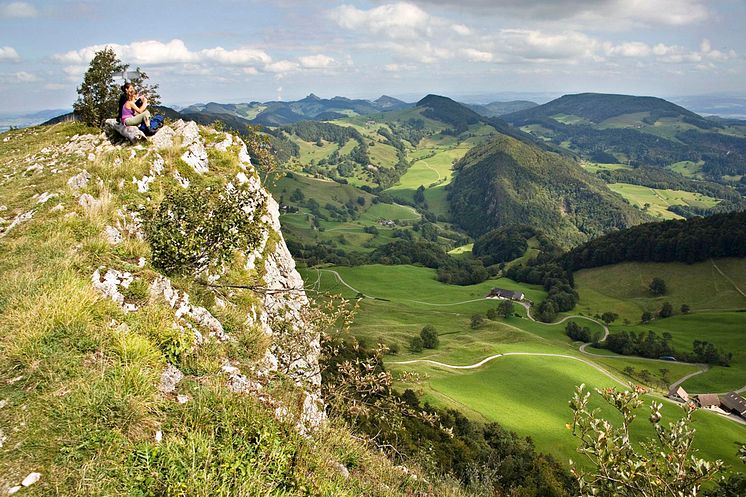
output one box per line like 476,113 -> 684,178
1,0 -> 745,114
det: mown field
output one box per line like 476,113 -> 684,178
607,182 -> 720,220
573,258 -> 746,321
301,263 -> 746,469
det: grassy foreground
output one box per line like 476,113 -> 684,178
0,123 -> 468,496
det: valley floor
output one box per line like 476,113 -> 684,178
303,264 -> 746,469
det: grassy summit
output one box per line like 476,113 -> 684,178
0,122 -> 466,496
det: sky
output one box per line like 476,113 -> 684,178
1,0 -> 745,113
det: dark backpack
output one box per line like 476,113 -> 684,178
138,114 -> 164,136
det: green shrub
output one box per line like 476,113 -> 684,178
143,183 -> 265,275
420,324 -> 438,349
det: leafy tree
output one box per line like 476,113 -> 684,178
498,299 -> 514,318
73,47 -> 127,127
537,299 -> 558,322
245,125 -> 279,181
641,311 -> 653,324
639,369 -> 652,383
659,368 -> 670,384
414,185 -> 426,204
470,314 -> 484,329
623,366 -> 635,377
601,311 -> 618,324
420,325 -> 439,349
143,183 -> 265,275
569,384 -> 723,497
659,301 -> 674,318
486,308 -> 498,320
649,277 -> 667,296
409,336 -> 424,353
681,303 -> 691,314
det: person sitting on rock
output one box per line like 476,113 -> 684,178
118,82 -> 150,128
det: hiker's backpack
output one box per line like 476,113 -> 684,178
150,114 -> 165,131
138,114 -> 164,136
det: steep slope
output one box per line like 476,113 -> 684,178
417,94 -> 552,148
448,134 -> 648,246
0,122 -> 463,496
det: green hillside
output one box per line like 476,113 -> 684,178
448,133 -> 648,246
1,122 -> 474,496
303,264 -> 746,471
502,93 -> 746,185
573,258 -> 746,321
504,93 -> 706,125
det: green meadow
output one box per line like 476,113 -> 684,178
607,182 -> 720,220
573,258 -> 746,322
302,263 -> 746,469
609,312 -> 746,393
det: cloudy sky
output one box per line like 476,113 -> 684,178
1,0 -> 745,112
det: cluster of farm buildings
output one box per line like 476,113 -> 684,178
486,288 -> 525,301
670,387 -> 746,421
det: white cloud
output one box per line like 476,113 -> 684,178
403,0 -> 709,28
384,63 -> 417,72
242,67 -> 258,75
451,24 -> 471,35
0,1 -> 38,18
15,71 -> 36,82
53,39 -> 271,67
0,46 -> 20,62
329,3 -> 432,39
651,39 -> 737,64
603,41 -> 651,58
461,48 -> 493,62
44,83 -> 66,90
495,29 -> 598,61
264,60 -> 299,74
299,54 -> 335,68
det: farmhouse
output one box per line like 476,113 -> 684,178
668,386 -> 689,402
696,393 -> 721,409
487,288 -> 524,301
721,392 -> 746,418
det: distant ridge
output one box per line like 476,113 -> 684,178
467,100 -> 538,117
503,92 -> 707,125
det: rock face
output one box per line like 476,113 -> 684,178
84,119 -> 325,431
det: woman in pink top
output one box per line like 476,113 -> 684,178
119,82 -> 150,128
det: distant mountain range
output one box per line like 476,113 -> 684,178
0,108 -> 69,131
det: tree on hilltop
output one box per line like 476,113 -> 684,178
73,47 -> 126,127
73,48 -> 160,128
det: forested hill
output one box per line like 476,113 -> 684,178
448,133 -> 647,247
417,94 -> 550,147
562,211 -> 746,270
503,92 -> 706,125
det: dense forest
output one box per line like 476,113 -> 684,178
448,133 -> 646,246
562,211 -> 746,270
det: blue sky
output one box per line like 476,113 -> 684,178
1,0 -> 745,112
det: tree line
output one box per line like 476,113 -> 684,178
562,211 -> 746,270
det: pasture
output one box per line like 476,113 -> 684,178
303,263 -> 746,468
607,183 -> 720,220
